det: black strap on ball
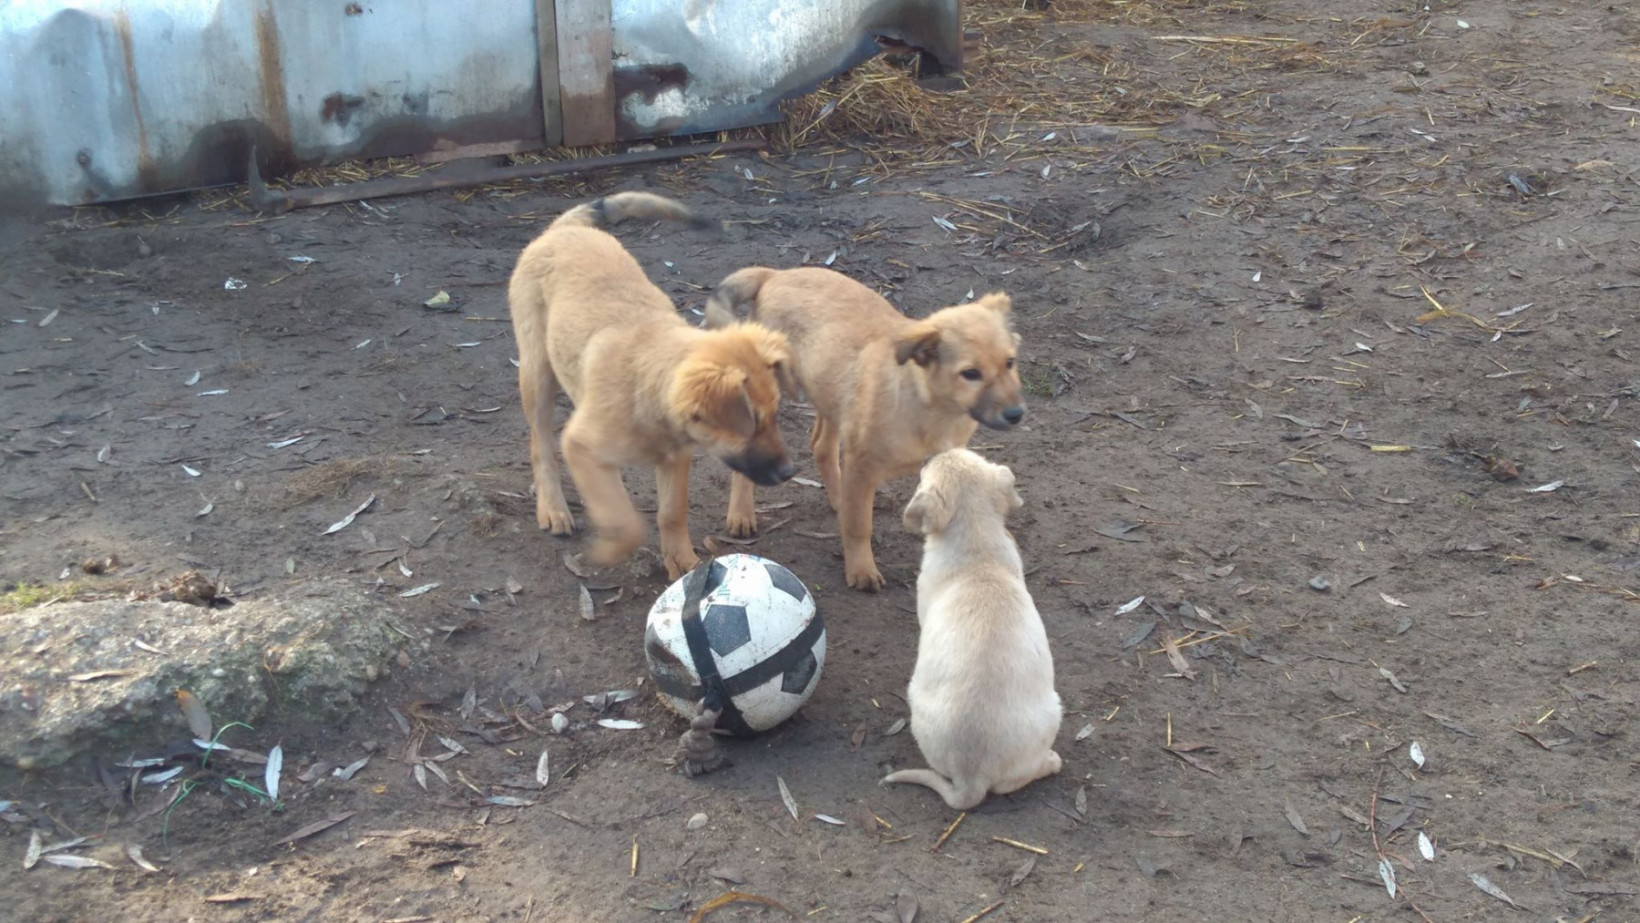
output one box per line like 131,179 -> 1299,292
677,558 -> 758,738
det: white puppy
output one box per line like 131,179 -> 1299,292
882,448 -> 1063,810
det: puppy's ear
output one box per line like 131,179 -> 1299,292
746,328 -> 799,397
893,324 -> 941,367
771,359 -> 799,398
672,357 -> 749,429
995,466 -> 1024,514
903,484 -> 953,535
975,292 -> 1012,315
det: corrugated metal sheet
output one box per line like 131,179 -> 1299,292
0,0 -> 961,210
0,0 -> 542,208
611,0 -> 962,140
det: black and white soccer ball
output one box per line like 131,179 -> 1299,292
644,554 -> 825,737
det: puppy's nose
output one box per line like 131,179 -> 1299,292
774,460 -> 798,482
1001,405 -> 1025,425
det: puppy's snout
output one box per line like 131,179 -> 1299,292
976,403 -> 1026,430
728,450 -> 796,487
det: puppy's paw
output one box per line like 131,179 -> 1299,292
536,503 -> 576,535
587,526 -> 643,568
725,511 -> 758,539
1045,750 -> 1064,775
663,547 -> 701,581
845,562 -> 885,593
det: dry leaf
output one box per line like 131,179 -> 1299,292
1379,667 -> 1409,693
1283,800 -> 1309,836
399,582 -> 439,598
323,494 -> 376,535
275,811 -> 358,846
1163,746 -> 1219,775
127,843 -> 161,873
1075,722 -> 1095,741
1379,592 -> 1409,608
334,757 -> 369,780
1408,741 -> 1425,768
777,775 -> 799,821
708,866 -> 747,884
578,583 -> 595,621
24,829 -> 42,869
43,855 -> 114,870
1417,832 -> 1434,861
202,893 -> 259,903
1075,785 -> 1088,816
885,717 -> 907,736
596,719 -> 644,730
1008,856 -> 1037,888
1469,872 -> 1525,909
1159,631 -> 1197,680
814,814 -> 846,826
265,745 -> 282,802
68,670 -> 134,682
413,763 -> 428,790
535,748 -> 551,787
1379,857 -> 1397,898
1115,595 -> 1146,615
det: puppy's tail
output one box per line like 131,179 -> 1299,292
703,266 -> 778,329
882,768 -> 986,811
548,191 -> 721,234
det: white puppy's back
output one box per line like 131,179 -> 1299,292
884,450 -> 1063,809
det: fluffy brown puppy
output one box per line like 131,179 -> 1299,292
704,266 -> 1024,591
508,192 -> 798,579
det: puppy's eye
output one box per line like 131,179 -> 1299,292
960,368 -> 983,382
1005,357 -> 1016,370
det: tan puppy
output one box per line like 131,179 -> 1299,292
508,192 -> 798,579
882,448 -> 1062,810
704,266 -> 1024,591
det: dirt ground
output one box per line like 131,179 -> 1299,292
5,1 -> 1640,920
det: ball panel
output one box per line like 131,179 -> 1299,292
779,649 -> 818,694
763,562 -> 809,602
702,603 -> 752,656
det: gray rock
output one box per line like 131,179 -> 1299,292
0,581 -> 398,769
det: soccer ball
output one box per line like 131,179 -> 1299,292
644,554 -> 825,737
